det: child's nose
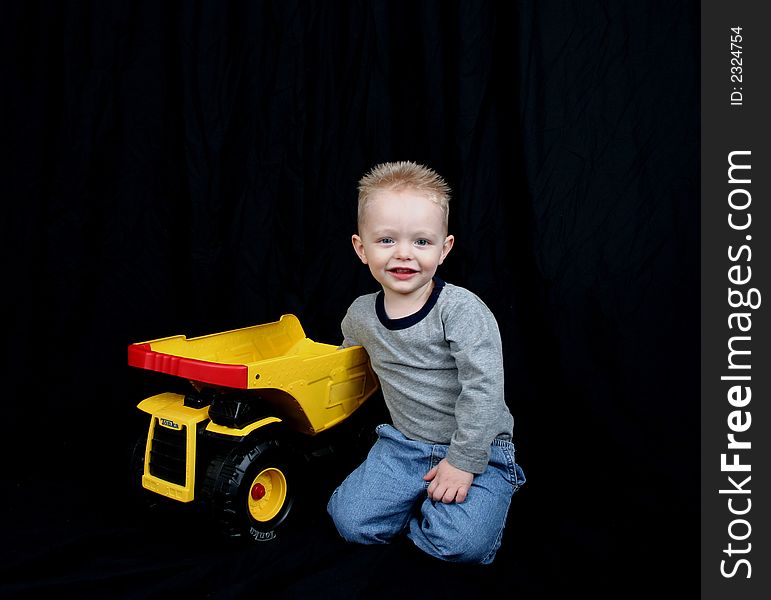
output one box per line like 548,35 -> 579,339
394,241 -> 413,259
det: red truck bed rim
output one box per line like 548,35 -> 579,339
128,344 -> 248,388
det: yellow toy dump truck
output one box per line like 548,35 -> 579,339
128,314 -> 379,541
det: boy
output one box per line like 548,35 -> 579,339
327,161 -> 525,564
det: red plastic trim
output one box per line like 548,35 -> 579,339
127,344 -> 248,388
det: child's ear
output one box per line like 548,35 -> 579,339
352,234 -> 368,264
438,234 -> 454,264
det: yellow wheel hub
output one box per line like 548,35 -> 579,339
247,467 -> 287,522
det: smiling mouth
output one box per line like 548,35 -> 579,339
387,268 -> 419,280
388,268 -> 418,274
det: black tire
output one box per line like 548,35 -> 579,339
129,433 -> 147,484
204,439 -> 296,542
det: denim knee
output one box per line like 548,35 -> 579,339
410,503 -> 502,564
327,487 -> 400,545
407,440 -> 523,565
328,490 -> 369,544
327,491 -> 354,542
327,425 -> 427,545
419,532 -> 492,564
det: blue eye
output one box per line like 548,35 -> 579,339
379,238 -> 394,244
415,239 -> 430,246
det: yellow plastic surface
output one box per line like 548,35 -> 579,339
137,314 -> 309,366
138,392 -> 209,502
135,315 -> 379,435
247,468 -> 287,522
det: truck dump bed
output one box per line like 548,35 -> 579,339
128,314 -> 378,434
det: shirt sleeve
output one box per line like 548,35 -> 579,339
340,306 -> 360,348
443,293 -> 509,474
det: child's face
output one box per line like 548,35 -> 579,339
352,188 -> 454,302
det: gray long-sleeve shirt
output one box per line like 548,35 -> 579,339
341,278 -> 514,474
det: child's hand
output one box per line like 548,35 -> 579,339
423,458 -> 474,503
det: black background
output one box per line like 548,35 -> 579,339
1,1 -> 699,598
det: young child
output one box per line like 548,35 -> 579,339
327,161 -> 525,564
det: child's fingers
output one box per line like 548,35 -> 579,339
439,484 -> 468,504
423,465 -> 438,481
428,482 -> 469,503
429,482 -> 447,502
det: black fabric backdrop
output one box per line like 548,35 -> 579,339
1,1 -> 699,598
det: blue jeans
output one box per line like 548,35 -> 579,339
327,424 -> 526,564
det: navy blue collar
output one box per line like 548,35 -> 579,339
376,277 -> 445,330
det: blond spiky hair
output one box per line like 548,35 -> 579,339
357,161 -> 451,230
